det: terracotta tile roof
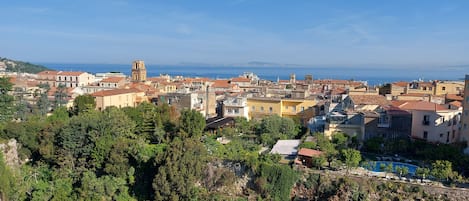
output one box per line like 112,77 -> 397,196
391,100 -> 411,107
57,71 -> 85,76
398,101 -> 448,111
100,77 -> 125,83
449,101 -> 462,108
446,94 -> 463,101
231,77 -> 251,82
298,148 -> 323,157
211,80 -> 231,88
331,88 -> 347,95
419,82 -> 433,87
348,95 -> 390,106
392,81 -> 408,87
384,105 -> 411,115
91,88 -> 140,97
147,77 -> 169,83
37,70 -> 59,75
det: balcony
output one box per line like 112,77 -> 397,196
224,101 -> 246,107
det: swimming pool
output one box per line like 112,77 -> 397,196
364,161 -> 419,176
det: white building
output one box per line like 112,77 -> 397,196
223,96 -> 249,119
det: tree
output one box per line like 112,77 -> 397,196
234,117 -> 251,134
312,155 -> 326,170
0,77 -> 14,122
0,152 -> 15,201
71,94 -> 96,115
332,132 -> 349,150
416,167 -> 430,182
431,160 -> 453,181
316,134 -> 338,168
54,84 -> 68,108
153,137 -> 207,200
256,163 -> 298,200
36,89 -> 50,116
341,149 -> 361,174
178,109 -> 205,138
395,166 -> 409,179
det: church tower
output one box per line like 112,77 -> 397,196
131,60 -> 146,82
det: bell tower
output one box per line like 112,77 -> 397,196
131,60 -> 146,82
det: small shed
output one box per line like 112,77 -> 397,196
297,148 -> 324,168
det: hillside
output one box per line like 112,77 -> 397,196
0,57 -> 51,74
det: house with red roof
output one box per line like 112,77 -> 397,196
295,148 -> 324,168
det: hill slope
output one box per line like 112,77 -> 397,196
0,57 -> 51,74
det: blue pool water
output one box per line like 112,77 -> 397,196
365,161 -> 419,176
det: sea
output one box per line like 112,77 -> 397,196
39,63 -> 469,86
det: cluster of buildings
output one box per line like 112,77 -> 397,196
3,61 -> 469,148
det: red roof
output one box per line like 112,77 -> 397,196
298,148 -> 323,157
147,77 -> 169,83
100,77 -> 125,83
211,80 -> 231,88
348,95 -> 390,106
446,94 -> 463,101
398,101 -> 448,111
449,101 -> 462,108
57,71 -> 85,76
231,77 -> 251,82
392,81 -> 408,87
91,88 -> 141,97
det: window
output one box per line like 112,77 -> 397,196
440,133 -> 443,138
252,106 -> 255,111
301,107 -> 305,111
453,130 -> 456,139
423,131 -> 428,139
228,109 -> 233,113
234,108 -> 239,114
292,106 -> 296,112
423,115 -> 430,125
260,106 -> 264,111
442,86 -> 446,90
64,76 -> 67,81
269,107 -> 273,113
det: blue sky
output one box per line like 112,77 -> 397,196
1,0 -> 469,67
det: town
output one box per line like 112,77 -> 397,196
2,59 -> 469,200
2,60 -> 468,146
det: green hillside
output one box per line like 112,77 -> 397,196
0,57 -> 51,74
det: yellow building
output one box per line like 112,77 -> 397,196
406,82 -> 434,95
247,97 -> 316,120
92,88 -> 147,111
281,99 -> 316,118
247,97 -> 282,119
434,81 -> 464,95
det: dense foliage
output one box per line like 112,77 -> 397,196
0,57 -> 51,74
